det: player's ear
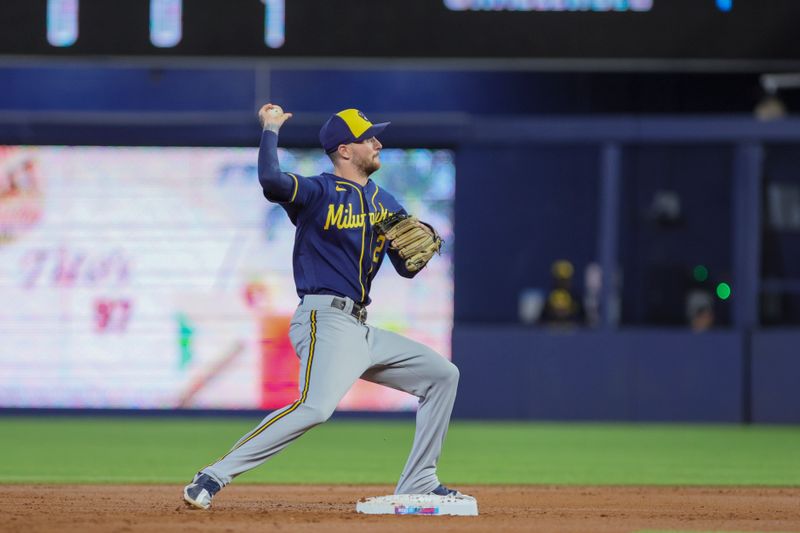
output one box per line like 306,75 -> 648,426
336,144 -> 351,161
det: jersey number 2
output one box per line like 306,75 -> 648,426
372,235 -> 386,263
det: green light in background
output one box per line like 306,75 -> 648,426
716,282 -> 732,300
693,265 -> 709,282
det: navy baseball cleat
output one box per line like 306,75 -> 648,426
183,472 -> 221,510
430,484 -> 475,500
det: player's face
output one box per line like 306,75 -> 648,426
350,136 -> 382,176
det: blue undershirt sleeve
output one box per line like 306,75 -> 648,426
387,247 -> 419,279
258,130 -> 323,206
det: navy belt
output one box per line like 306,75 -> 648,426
330,297 -> 368,323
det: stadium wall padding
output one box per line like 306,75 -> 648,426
750,330 -> 800,423
451,326 -> 745,422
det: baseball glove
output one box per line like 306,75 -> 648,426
374,213 -> 443,272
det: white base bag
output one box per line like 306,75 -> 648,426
356,493 -> 479,516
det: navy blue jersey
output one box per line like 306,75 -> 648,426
258,131 -> 417,305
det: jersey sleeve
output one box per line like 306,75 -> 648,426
258,130 -> 323,206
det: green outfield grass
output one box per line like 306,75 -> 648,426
0,417 -> 798,485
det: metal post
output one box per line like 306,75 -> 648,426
598,143 -> 622,329
732,143 -> 763,329
732,142 -> 763,424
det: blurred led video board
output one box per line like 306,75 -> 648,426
443,0 -> 655,11
2,0 -> 799,63
0,146 -> 454,410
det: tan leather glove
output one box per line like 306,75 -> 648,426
375,214 -> 443,272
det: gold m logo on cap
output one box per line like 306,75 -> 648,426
336,109 -> 372,138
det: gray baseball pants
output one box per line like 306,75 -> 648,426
201,294 -> 460,495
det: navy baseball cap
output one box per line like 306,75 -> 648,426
319,109 -> 390,154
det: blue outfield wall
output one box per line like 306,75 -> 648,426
751,330 -> 800,424
452,327 -> 745,422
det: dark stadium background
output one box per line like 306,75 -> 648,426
2,0 -> 800,424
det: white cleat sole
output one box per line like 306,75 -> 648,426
356,493 -> 478,516
183,488 -> 211,510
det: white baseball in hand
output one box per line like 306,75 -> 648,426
259,104 -> 290,129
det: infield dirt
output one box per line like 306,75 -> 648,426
2,484 -> 799,532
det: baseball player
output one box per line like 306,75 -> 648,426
183,104 -> 472,509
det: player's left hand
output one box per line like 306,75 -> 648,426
376,214 -> 443,272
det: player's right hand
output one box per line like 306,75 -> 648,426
258,103 -> 293,132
